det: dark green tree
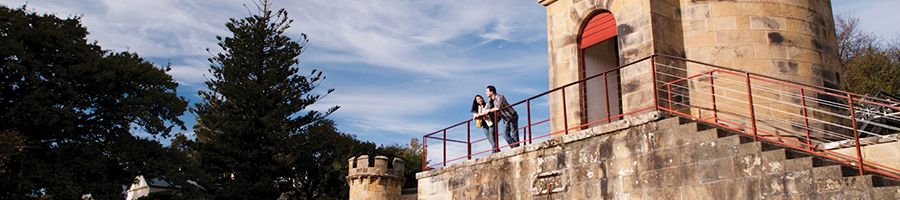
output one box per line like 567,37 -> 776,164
191,1 -> 338,198
841,46 -> 900,96
0,6 -> 188,199
375,138 -> 424,189
835,15 -> 900,96
293,119 -> 377,199
289,120 -> 423,199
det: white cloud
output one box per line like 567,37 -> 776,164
7,0 -> 547,76
167,58 -> 210,86
1,0 -> 550,146
313,89 -> 456,137
285,0 -> 547,77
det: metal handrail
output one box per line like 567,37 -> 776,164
420,54 -> 900,180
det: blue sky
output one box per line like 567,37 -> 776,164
3,0 -> 898,147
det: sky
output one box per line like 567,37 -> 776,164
2,0 -> 898,148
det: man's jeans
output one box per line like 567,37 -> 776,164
502,116 -> 520,148
481,125 -> 499,153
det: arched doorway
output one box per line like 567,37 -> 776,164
579,10 -> 621,125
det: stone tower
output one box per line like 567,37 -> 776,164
540,0 -> 842,138
347,155 -> 405,200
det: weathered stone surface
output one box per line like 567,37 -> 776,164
416,7 -> 888,200
349,155 -> 405,200
873,186 -> 900,200
417,114 -> 898,199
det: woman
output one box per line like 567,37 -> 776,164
471,95 -> 499,153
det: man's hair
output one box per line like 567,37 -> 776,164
486,85 -> 497,93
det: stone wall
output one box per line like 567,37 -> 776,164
676,0 -> 844,140
416,112 -> 900,199
540,0 -> 845,140
542,0 -> 659,133
348,155 -> 406,200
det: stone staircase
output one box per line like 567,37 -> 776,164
655,116 -> 900,200
415,112 -> 900,199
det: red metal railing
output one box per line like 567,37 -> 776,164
421,54 -> 900,180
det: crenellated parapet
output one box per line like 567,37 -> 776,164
347,155 -> 405,200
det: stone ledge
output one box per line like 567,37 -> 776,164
416,111 -> 662,179
820,133 -> 900,149
346,173 -> 405,182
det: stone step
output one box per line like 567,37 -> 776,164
656,117 -> 684,128
763,157 -> 814,175
648,116 -> 900,198
714,135 -> 744,148
676,122 -> 698,133
873,186 -> 900,200
811,165 -> 844,179
778,148 -> 865,174
778,148 -> 848,168
810,155 -> 846,168
691,129 -> 720,144
783,149 -> 813,159
758,141 -> 784,151
761,149 -> 787,163
814,175 -> 874,194
873,175 -> 900,187
736,141 -> 763,157
653,122 -> 711,150
688,139 -> 763,166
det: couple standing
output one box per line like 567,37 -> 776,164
471,85 -> 519,153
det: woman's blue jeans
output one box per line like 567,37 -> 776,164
481,125 -> 499,153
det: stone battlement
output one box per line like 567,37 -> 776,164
347,155 -> 405,180
347,155 -> 405,200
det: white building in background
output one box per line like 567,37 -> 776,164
124,176 -> 176,200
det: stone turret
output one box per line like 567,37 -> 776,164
539,0 -> 844,139
347,155 -> 405,200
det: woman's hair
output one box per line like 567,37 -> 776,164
471,95 -> 486,113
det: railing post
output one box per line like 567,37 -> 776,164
562,87 -> 569,134
745,73 -> 759,141
422,135 -> 427,170
847,94 -> 865,175
650,56 -> 660,111
526,99 -> 532,145
604,72 -> 611,123
494,112 -> 499,151
800,89 -> 812,148
467,121 -> 471,160
442,129 -> 447,167
667,83 -> 673,110
709,71 -> 718,123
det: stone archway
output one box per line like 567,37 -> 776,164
578,10 -> 622,126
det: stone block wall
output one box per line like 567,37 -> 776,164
540,0 -> 845,141
416,112 -> 900,199
348,155 -> 406,200
542,0 -> 659,134
676,0 -> 845,140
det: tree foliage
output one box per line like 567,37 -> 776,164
0,3 -> 424,199
376,139 -> 424,188
835,15 -> 900,96
0,6 -> 188,199
189,1 -> 341,198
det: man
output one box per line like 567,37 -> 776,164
486,85 -> 520,148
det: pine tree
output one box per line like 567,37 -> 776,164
192,1 -> 338,198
